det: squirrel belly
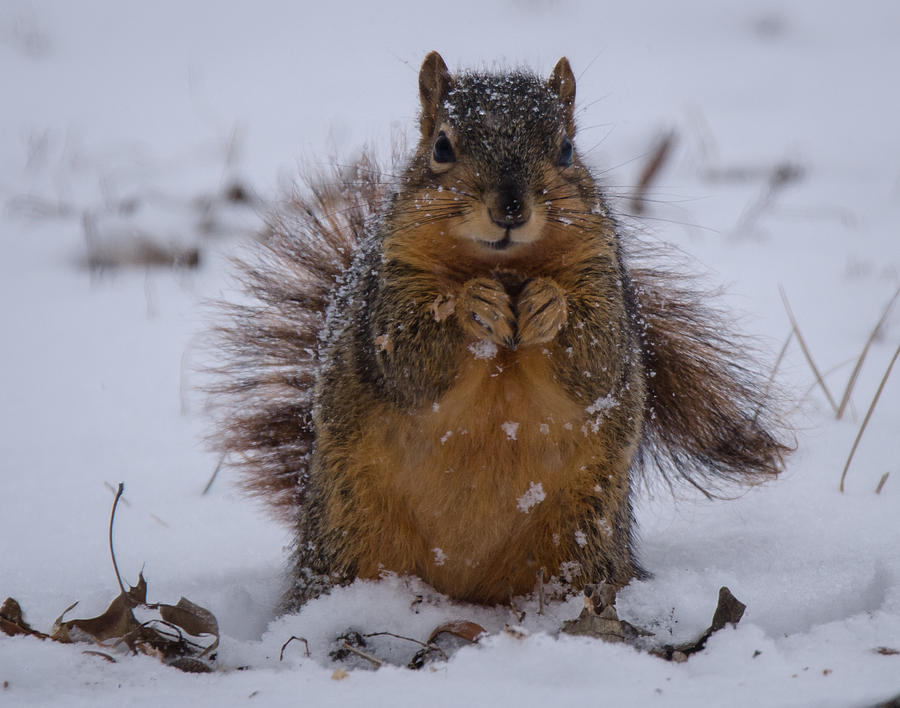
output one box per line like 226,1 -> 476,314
211,52 -> 789,610
317,318 -> 644,605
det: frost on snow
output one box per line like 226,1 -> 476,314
468,338 -> 498,360
517,481 -> 546,513
501,421 -> 519,440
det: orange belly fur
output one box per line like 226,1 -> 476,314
330,345 -> 612,603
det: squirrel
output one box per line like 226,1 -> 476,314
211,52 -> 790,610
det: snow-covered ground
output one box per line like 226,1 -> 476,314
2,1 -> 899,706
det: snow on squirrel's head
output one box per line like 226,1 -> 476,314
402,51 -> 595,257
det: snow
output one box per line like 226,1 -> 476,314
468,338 -> 499,360
2,1 -> 900,706
517,482 -> 547,514
501,421 -> 520,440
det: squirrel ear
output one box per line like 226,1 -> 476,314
549,57 -> 576,137
419,51 -> 452,138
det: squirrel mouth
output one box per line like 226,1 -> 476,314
477,231 -> 514,251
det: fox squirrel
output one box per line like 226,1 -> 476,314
212,52 -> 789,609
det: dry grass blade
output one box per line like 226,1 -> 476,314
109,483 -> 127,595
780,286 -> 838,415
630,130 -> 676,215
338,642 -> 383,668
753,328 -> 793,424
875,472 -> 890,495
840,342 -> 900,492
280,635 -> 311,660
837,285 -> 900,420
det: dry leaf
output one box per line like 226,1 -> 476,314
4,485 -> 220,673
651,586 -> 746,661
331,668 -> 349,681
0,598 -> 48,639
427,620 -> 486,645
561,583 -> 627,643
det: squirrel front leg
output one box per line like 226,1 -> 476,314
456,277 -> 517,349
369,264 -> 467,408
516,277 -> 568,348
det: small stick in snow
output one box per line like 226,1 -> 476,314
840,342 -> 900,492
837,285 -> 900,420
280,635 -> 310,660
780,287 -> 839,415
753,327 -> 793,424
109,483 -> 127,596
875,472 -> 890,495
339,641 -> 383,668
202,454 -> 225,495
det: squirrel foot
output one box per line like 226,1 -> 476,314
516,277 -> 568,348
458,277 -> 516,350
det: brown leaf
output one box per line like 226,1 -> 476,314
427,620 -> 486,645
158,598 -> 219,639
561,583 -> 627,643
1,598 -> 48,639
157,597 -> 220,658
167,657 -> 213,673
51,574 -> 148,644
52,594 -> 139,644
652,586 -> 747,661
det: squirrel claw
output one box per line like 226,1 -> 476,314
516,277 -> 568,348
458,277 -> 516,349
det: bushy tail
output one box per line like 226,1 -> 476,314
629,261 -> 791,496
208,154 -> 385,521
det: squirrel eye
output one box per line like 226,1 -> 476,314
432,131 -> 456,164
557,136 -> 573,167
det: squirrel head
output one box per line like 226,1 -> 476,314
400,52 -> 595,261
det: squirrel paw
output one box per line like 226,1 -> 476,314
458,277 -> 517,350
516,277 -> 568,347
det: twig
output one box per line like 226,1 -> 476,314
780,287 -> 839,415
875,472 -> 890,495
280,636 -> 310,660
109,483 -> 127,596
837,285 -> 900,420
840,342 -> 900,492
202,454 -> 225,495
630,130 -> 676,215
82,650 -> 117,663
508,594 -> 526,624
364,631 -> 448,661
339,641 -> 383,668
104,481 -> 131,505
753,328 -> 794,424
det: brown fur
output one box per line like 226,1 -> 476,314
209,53 -> 790,609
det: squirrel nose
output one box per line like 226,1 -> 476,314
488,187 -> 531,230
